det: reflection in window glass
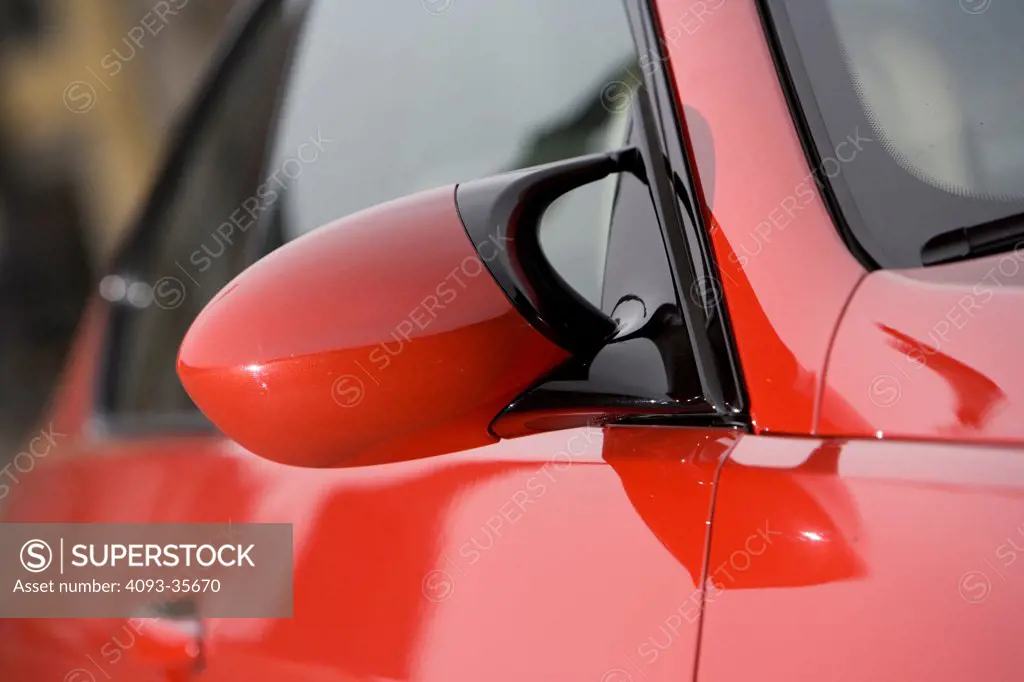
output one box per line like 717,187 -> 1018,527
829,0 -> 1024,200
109,0 -> 639,420
770,0 -> 1024,266
272,0 -> 636,246
111,9 -> 300,417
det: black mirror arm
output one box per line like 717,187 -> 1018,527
455,148 -> 641,356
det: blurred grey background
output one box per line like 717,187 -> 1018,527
0,0 -> 239,456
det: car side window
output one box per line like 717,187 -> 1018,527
101,0 -> 688,427
268,0 -> 640,308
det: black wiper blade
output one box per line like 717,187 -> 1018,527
922,213 -> 1024,266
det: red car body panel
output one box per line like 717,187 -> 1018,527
2,0 -> 1023,680
820,256 -> 1024,444
701,435 -> 1024,681
2,422 -> 730,681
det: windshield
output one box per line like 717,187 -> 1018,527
765,0 -> 1024,267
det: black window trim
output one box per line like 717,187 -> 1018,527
621,0 -> 748,424
755,0 -> 880,270
92,0 -> 301,438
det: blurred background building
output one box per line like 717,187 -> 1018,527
0,0 -> 238,456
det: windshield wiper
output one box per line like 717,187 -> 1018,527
921,213 -> 1024,266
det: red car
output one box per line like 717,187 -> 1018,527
4,0 -> 1024,679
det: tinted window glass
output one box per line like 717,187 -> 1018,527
106,0 -> 648,421
271,0 -> 637,305
768,0 -> 1024,267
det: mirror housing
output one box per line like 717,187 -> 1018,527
178,151 -> 636,467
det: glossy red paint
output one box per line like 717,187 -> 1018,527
699,434 -> 1024,681
0,436 -> 235,682
820,253 -> 1024,444
131,618 -> 203,678
5,1 -> 1024,680
177,185 -> 568,468
0,616 -> 191,682
0,424 -> 731,682
654,0 -> 866,435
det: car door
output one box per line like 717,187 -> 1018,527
1,1 -> 750,681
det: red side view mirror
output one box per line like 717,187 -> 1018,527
177,151 -> 636,467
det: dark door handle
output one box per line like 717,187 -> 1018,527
132,598 -> 205,679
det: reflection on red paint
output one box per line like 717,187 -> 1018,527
879,324 -> 1006,431
710,439 -> 866,592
